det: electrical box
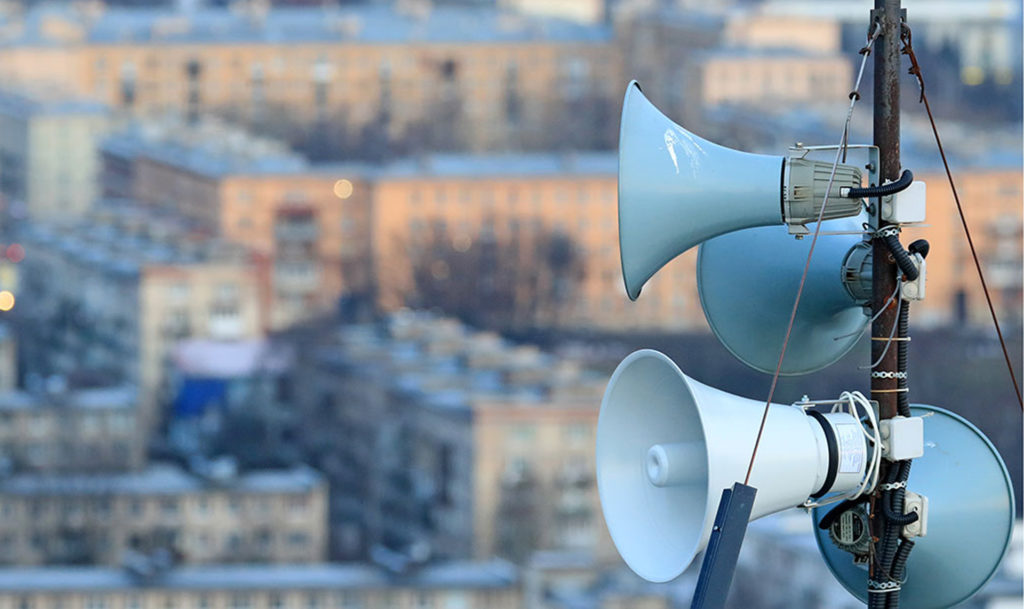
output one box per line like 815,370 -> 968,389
879,416 -> 924,461
903,491 -> 928,538
901,254 -> 926,301
882,180 -> 926,224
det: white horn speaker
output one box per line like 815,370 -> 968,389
696,216 -> 871,375
813,404 -> 1015,609
618,81 -> 864,300
596,349 -> 870,582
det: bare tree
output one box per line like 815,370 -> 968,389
403,220 -> 585,331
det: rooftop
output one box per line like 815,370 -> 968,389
376,152 -> 617,180
4,4 -> 611,47
0,385 -> 137,411
318,311 -> 603,413
0,463 -> 322,496
0,558 -> 517,591
18,204 -> 250,277
104,121 -> 617,180
0,89 -> 108,119
101,121 -> 312,179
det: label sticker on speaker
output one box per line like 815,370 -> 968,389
835,424 -> 865,473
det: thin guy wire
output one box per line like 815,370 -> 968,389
901,25 -> 1023,410
860,291 -> 902,369
744,23 -> 882,485
833,280 -> 902,341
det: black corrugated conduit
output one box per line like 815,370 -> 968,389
886,539 -> 916,609
883,233 -> 920,281
881,462 -> 917,526
845,169 -> 914,199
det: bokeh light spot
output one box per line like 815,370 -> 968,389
0,291 -> 15,312
5,244 -> 23,263
430,260 -> 450,280
333,179 -> 354,199
452,235 -> 472,253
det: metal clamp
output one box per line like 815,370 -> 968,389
871,371 -> 907,380
877,481 -> 907,491
868,580 -> 902,592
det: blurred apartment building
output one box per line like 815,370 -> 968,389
100,121 -> 374,330
685,47 -> 850,109
0,463 -> 326,566
0,385 -> 144,473
0,1 -> 621,153
14,205 -> 264,409
617,9 -> 851,128
0,560 -> 523,609
907,167 -> 1023,328
0,90 -> 111,222
94,119 -> 702,330
369,153 -> 701,330
758,0 -> 1022,86
0,557 -> 685,609
94,115 -> 1023,332
0,325 -> 15,391
286,311 -> 614,564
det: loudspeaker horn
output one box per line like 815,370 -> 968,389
813,404 -> 1015,609
697,216 -> 871,375
596,349 -> 870,582
618,81 -> 864,300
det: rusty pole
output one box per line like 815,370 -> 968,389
871,0 -> 902,420
870,0 -> 903,599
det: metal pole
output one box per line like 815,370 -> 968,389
870,0 -> 902,602
872,0 -> 901,420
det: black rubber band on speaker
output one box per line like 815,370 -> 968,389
807,410 -> 838,499
779,158 -> 787,220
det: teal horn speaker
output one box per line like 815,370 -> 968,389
618,80 -> 864,300
812,405 -> 1015,609
696,216 -> 871,375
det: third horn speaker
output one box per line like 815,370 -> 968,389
596,349 -> 869,583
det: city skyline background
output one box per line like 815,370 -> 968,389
0,0 -> 1017,607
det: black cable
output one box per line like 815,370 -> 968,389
881,462 -> 917,525
876,466 -> 902,577
896,302 -> 911,417
882,233 -> 920,281
869,588 -> 889,609
908,239 -> 929,259
886,539 -> 916,609
817,498 -> 866,530
846,169 -> 914,198
874,233 -> 926,609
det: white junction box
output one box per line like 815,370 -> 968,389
903,491 -> 928,538
879,415 -> 925,461
901,254 -> 927,301
882,180 -> 927,224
